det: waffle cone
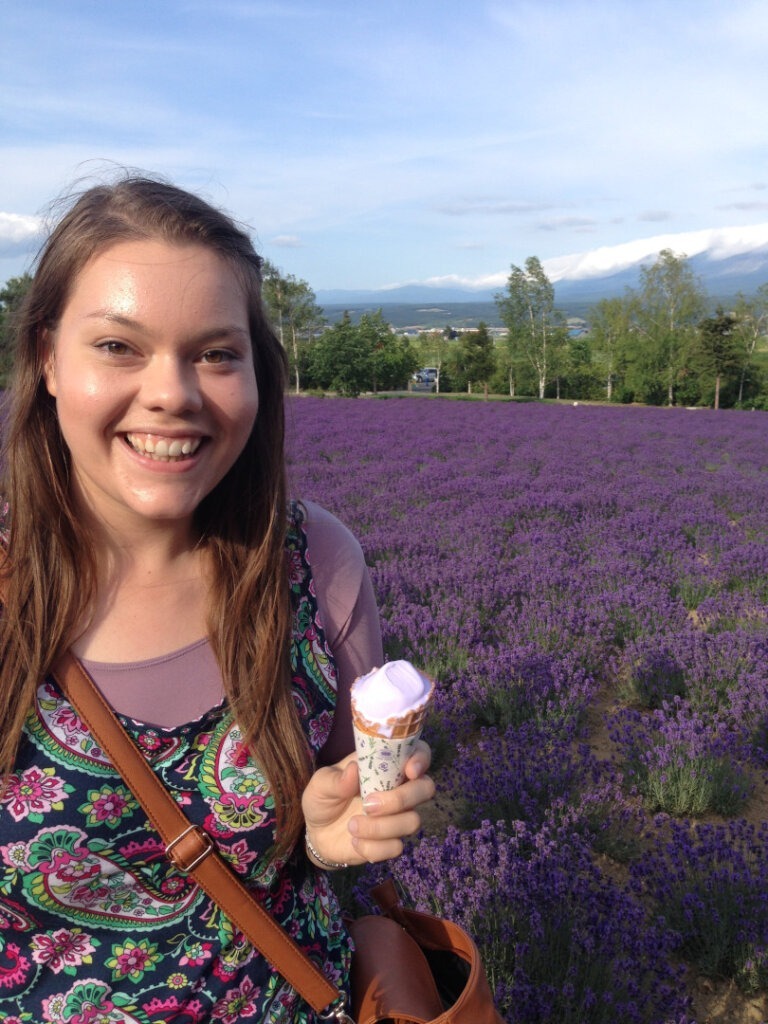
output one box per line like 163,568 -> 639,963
352,703 -> 429,740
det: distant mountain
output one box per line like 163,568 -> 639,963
320,300 -> 502,330
551,239 -> 768,303
316,223 -> 768,310
316,284 -> 497,305
690,246 -> 768,294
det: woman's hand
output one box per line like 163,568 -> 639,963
301,741 -> 435,868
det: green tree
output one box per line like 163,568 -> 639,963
695,307 -> 740,410
262,259 -> 291,344
305,313 -> 372,396
732,285 -> 768,405
560,335 -> 603,400
493,341 -> 527,398
305,310 -> 414,396
546,330 -> 571,399
261,261 -> 324,393
456,322 -> 496,396
496,257 -> 563,398
355,311 -> 416,392
629,249 -> 707,406
0,273 -> 33,383
588,296 -> 633,401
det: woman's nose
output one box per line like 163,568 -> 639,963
140,356 -> 203,414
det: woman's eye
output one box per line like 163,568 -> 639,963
97,340 -> 130,356
201,349 -> 232,364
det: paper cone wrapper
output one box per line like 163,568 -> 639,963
352,704 -> 429,801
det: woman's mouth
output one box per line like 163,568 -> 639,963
125,432 -> 203,462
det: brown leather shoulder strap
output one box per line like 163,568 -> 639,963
51,648 -> 341,1015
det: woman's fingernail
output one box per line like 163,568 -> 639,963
362,794 -> 383,813
348,817 -> 359,836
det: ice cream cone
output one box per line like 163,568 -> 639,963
350,662 -> 434,801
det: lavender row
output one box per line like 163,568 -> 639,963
287,397 -> 768,1020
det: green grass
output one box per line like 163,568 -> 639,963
640,756 -> 751,817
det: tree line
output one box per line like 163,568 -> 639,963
2,249 -> 767,407
494,250 -> 768,409
262,260 -> 425,396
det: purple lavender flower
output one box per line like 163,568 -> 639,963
289,397 -> 768,1011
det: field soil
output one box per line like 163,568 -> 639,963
692,976 -> 767,1024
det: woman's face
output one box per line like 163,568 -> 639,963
44,238 -> 259,539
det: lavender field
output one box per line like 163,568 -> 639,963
286,396 -> 768,1024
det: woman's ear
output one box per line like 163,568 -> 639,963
41,330 -> 57,397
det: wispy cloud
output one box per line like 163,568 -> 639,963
435,199 -> 557,217
638,210 -> 673,223
725,182 -> 767,193
537,217 -> 598,233
719,201 -> 768,212
2,1 -> 768,289
269,235 -> 304,248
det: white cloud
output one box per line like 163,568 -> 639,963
0,212 -> 44,257
542,223 -> 768,282
380,272 -> 507,293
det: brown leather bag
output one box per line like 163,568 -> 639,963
350,880 -> 503,1024
49,648 -> 503,1024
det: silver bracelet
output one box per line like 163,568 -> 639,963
305,830 -> 349,870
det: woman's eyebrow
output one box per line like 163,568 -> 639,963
83,310 -> 250,344
84,310 -> 150,333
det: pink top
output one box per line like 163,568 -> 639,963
81,500 -> 383,764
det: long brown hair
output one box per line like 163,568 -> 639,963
0,175 -> 310,853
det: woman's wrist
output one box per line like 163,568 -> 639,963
304,829 -> 349,871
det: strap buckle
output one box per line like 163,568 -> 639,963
319,996 -> 357,1024
165,824 -> 215,874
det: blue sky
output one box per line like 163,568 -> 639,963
3,0 -> 768,292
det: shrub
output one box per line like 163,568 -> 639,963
610,701 -> 752,816
632,819 -> 768,984
618,643 -> 686,709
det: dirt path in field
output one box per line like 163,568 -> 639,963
585,688 -> 768,1024
690,976 -> 768,1024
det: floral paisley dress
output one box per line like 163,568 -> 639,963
0,504 -> 352,1024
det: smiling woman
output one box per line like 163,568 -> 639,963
0,175 -> 434,1024
41,238 -> 260,540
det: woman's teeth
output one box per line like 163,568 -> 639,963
125,433 -> 202,461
